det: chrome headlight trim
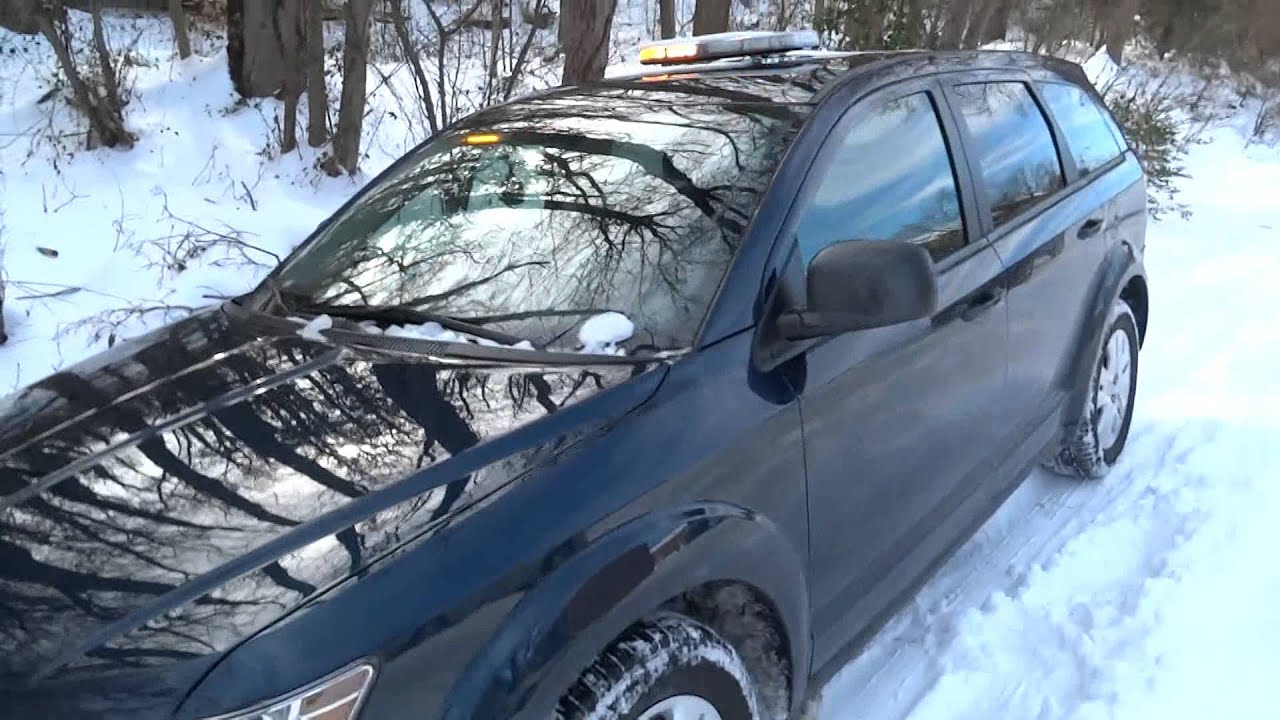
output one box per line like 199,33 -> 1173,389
200,660 -> 377,720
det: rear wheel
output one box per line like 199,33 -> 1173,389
1044,300 -> 1140,479
556,614 -> 761,720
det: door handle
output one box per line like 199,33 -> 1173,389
961,287 -> 1004,322
1078,218 -> 1106,239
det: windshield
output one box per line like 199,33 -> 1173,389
270,92 -> 801,351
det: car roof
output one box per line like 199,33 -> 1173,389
599,48 -> 1091,106
451,49 -> 1092,142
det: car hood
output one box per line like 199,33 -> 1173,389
0,305 -> 659,713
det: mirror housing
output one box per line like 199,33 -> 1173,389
777,240 -> 939,341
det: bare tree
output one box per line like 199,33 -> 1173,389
389,0 -> 439,134
329,0 -> 374,175
89,0 -> 124,113
938,0 -> 974,48
1103,0 -> 1138,63
305,0 -> 328,147
963,0 -> 1009,47
35,1 -> 133,148
168,0 -> 193,58
227,0 -> 285,98
557,0 -> 573,48
277,0 -> 306,153
561,0 -> 617,85
659,0 -> 676,38
692,0 -> 730,34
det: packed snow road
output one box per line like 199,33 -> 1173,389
821,127 -> 1280,718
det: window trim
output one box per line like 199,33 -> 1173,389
1036,80 -> 1129,185
940,75 -> 1075,241
778,78 -> 983,274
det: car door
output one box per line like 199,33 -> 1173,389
783,80 -> 1012,666
944,78 -> 1112,435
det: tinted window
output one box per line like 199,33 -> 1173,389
1039,82 -> 1125,175
797,92 -> 965,263
273,97 -> 800,350
952,82 -> 1065,227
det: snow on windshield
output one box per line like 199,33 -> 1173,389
294,312 -> 645,356
577,311 -> 635,355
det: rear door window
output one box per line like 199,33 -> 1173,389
951,82 -> 1065,228
1039,82 -> 1126,175
796,92 -> 966,263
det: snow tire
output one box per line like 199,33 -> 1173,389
556,613 -> 763,720
1044,299 -> 1140,479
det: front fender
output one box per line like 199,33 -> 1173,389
442,503 -> 810,720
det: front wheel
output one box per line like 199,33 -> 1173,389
556,614 -> 762,720
1045,300 -> 1140,479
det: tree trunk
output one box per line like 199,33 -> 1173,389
1104,0 -> 1137,64
938,0 -> 973,49
978,0 -> 1010,45
963,0 -> 1006,48
692,0 -> 729,35
305,0 -> 328,146
560,0 -> 617,85
36,5 -> 132,148
168,0 -> 193,58
89,0 -> 123,113
558,0 -> 572,48
0,0 -> 41,34
658,0 -> 675,38
227,0 -> 285,98
485,0 -> 503,103
277,0 -> 305,153
900,0 -> 925,48
329,0 -> 373,175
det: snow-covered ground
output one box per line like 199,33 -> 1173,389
0,14 -> 428,393
820,124 -> 1280,719
5,11 -> 1280,719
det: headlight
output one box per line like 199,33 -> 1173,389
206,662 -> 376,720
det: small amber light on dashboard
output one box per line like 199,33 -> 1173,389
462,132 -> 502,145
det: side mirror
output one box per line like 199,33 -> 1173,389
777,240 -> 938,341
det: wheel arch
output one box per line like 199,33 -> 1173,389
1061,241 -> 1147,428
1120,273 -> 1149,347
439,503 -> 811,720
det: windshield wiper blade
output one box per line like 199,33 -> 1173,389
293,301 -> 529,347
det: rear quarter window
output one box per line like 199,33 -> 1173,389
951,82 -> 1066,229
1039,82 -> 1126,176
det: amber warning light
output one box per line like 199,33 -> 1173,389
637,30 -> 820,66
462,133 -> 502,145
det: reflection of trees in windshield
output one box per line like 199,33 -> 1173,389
0,311 -> 641,680
276,88 -> 805,349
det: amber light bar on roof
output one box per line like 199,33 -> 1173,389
462,132 -> 502,145
636,30 -> 821,66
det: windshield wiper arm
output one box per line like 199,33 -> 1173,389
293,301 -> 529,347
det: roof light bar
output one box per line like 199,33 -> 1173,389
637,30 -> 821,66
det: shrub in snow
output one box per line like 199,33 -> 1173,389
1105,79 -> 1191,219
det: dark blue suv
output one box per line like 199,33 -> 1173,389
0,33 -> 1147,720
